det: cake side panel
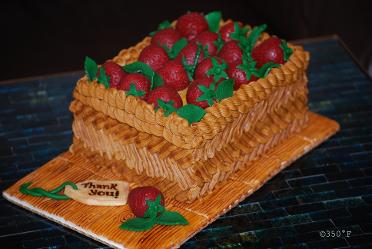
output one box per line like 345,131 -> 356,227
70,87 -> 308,202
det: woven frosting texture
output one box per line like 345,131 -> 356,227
72,20 -> 310,149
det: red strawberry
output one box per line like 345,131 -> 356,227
157,61 -> 189,91
194,31 -> 218,56
227,64 -> 257,90
218,41 -> 243,66
119,73 -> 150,99
100,61 -> 127,89
138,44 -> 169,71
176,12 -> 209,40
220,21 -> 243,42
127,186 -> 165,218
186,77 -> 217,109
151,28 -> 181,49
251,36 -> 285,68
194,57 -> 227,80
176,42 -> 205,66
147,86 -> 183,109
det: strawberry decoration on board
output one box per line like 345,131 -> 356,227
157,60 -> 190,91
151,28 -> 182,50
100,61 -> 127,89
176,12 -> 209,40
127,186 -> 165,218
194,57 -> 228,82
120,186 -> 188,231
251,36 -> 293,68
119,73 -> 150,99
186,77 -> 234,109
138,44 -> 169,71
218,40 -> 243,66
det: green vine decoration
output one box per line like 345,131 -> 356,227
20,181 -> 78,200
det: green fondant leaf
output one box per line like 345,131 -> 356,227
192,43 -> 203,75
215,79 -> 234,101
167,38 -> 187,59
230,22 -> 250,43
157,99 -> 177,117
126,83 -> 145,97
152,74 -> 164,89
97,67 -> 110,89
237,52 -> 259,79
244,24 -> 267,51
182,56 -> 194,81
280,39 -> 293,61
213,33 -> 224,53
202,44 -> 210,58
84,56 -> 98,82
149,20 -> 172,36
123,61 -> 153,76
257,62 -> 280,78
123,61 -> 163,90
205,11 -> 222,33
156,210 -> 189,226
158,20 -> 172,30
119,217 -> 156,232
176,104 -> 206,124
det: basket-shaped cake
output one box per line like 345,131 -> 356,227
69,12 -> 310,202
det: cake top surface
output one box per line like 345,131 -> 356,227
73,11 -> 309,149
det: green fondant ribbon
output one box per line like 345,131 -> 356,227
20,181 -> 78,200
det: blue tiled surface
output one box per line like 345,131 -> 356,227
1,38 -> 372,248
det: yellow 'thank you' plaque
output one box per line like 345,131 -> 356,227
64,180 -> 129,206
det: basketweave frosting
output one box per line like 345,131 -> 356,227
72,20 -> 310,149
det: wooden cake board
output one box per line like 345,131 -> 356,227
3,112 -> 339,249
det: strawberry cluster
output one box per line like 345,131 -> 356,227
84,11 -> 293,124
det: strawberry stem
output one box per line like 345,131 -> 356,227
207,57 -> 228,82
157,99 -> 177,117
126,83 -> 146,97
197,82 -> 216,106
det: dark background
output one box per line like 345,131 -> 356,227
1,0 -> 371,81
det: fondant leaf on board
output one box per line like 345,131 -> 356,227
157,210 -> 189,226
119,217 -> 156,232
